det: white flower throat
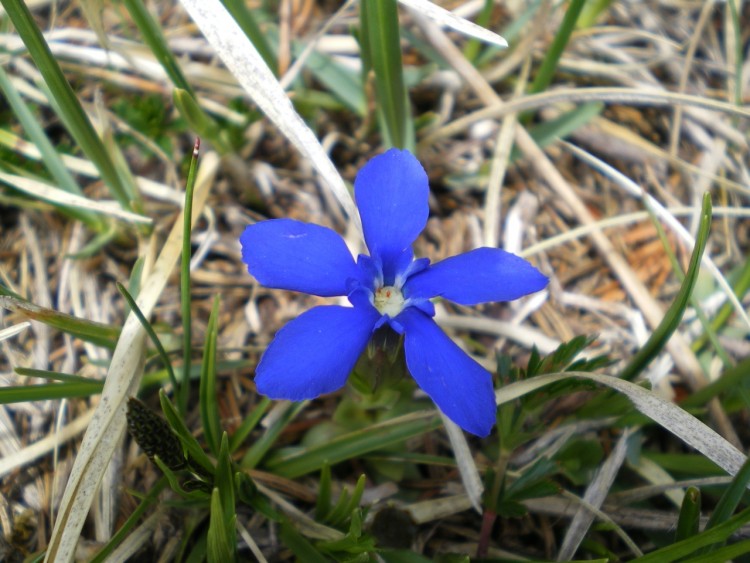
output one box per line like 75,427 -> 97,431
374,285 -> 405,317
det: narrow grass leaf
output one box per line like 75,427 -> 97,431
265,411 -> 441,479
630,505 -> 750,562
675,487 -> 701,543
704,454 -> 750,536
0,0 -> 133,210
220,0 -> 276,74
240,402 -> 307,469
180,139 -> 200,415
159,390 -> 215,476
681,539 -> 750,563
229,397 -> 271,453
315,463 -> 333,522
173,91 -> 230,154
693,256 -> 750,352
199,296 -> 222,456
619,192 -> 711,381
123,0 -> 195,95
0,296 -> 120,349
0,381 -> 103,403
528,0 -> 586,94
215,434 -> 236,533
207,488 -> 236,563
512,102 -> 603,161
361,0 -> 411,149
116,283 -> 178,392
13,368 -> 99,384
279,521 -> 330,563
681,356 -> 750,408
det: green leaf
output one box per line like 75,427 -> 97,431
179,138 -> 200,416
264,412 -> 441,478
229,396 -> 271,453
219,0 -> 276,74
630,505 -> 750,563
207,487 -> 236,563
702,453 -> 750,548
279,520 -> 331,563
159,390 -> 215,476
240,401 -> 307,469
528,0 -> 586,95
315,463 -> 333,522
0,380 -> 103,403
619,192 -> 712,380
360,0 -> 413,150
122,0 -> 195,95
116,282 -> 178,392
675,487 -> 701,543
215,434 -> 236,526
200,295 -> 222,456
0,296 -> 119,349
173,90 -> 230,154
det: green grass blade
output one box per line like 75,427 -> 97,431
122,0 -> 195,95
240,402 -> 307,469
179,138 -> 200,415
681,356 -> 750,408
675,487 -> 701,543
631,505 -> 750,563
229,396 -> 271,453
199,295 -> 222,456
0,0 -> 134,210
279,520 -> 330,563
0,295 -> 119,349
216,434 -> 236,520
207,487 -> 236,563
116,283 -> 178,392
14,367 -> 103,385
264,411 -> 441,479
681,539 -> 750,563
315,463 -> 333,521
360,0 -> 413,149
703,454 -> 750,539
220,0 -> 276,74
159,389 -> 215,476
173,90 -> 231,154
619,192 -> 712,381
0,381 -> 103,403
528,0 -> 586,95
693,256 -> 750,353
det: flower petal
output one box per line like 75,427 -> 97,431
355,149 -> 429,281
404,247 -> 548,305
240,219 -> 359,296
255,305 -> 380,400
398,308 -> 496,436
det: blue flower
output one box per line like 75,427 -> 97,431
240,149 -> 548,436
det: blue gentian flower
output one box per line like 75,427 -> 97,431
240,149 -> 548,436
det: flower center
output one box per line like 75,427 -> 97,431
373,285 -> 405,317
